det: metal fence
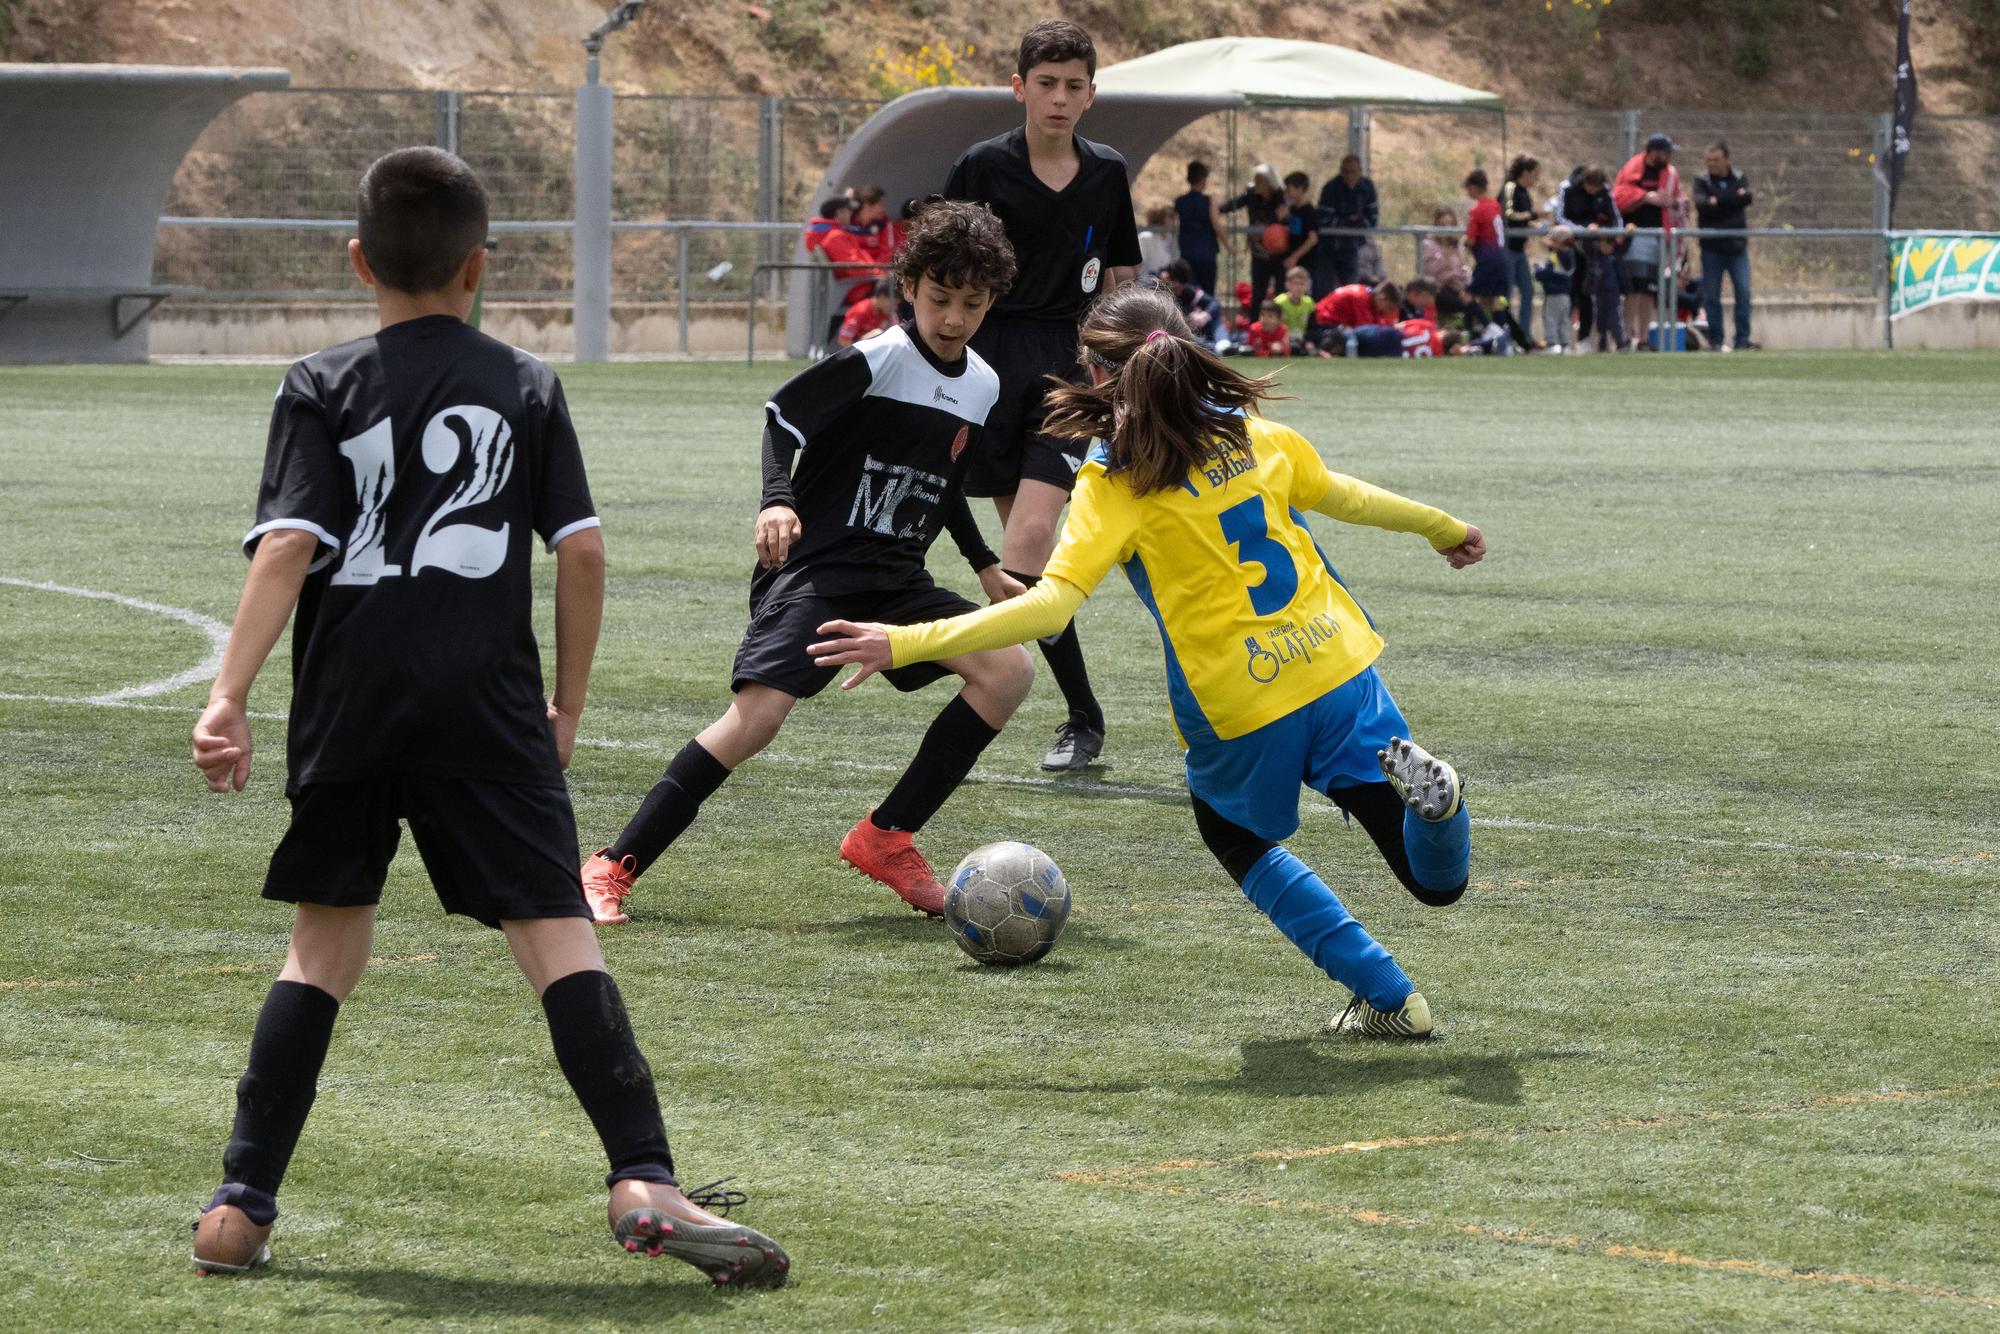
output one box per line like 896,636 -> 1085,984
153,87 -> 2000,308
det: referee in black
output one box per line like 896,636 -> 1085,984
943,18 -> 1140,772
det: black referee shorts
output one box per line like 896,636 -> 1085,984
964,318 -> 1087,498
732,581 -> 979,700
263,776 -> 589,929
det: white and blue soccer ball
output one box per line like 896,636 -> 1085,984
944,841 -> 1070,966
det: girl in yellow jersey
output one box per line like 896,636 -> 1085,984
810,286 -> 1486,1037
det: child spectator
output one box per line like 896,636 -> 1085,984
1174,160 -> 1229,297
805,196 -> 852,257
1273,265 -> 1317,352
1593,232 -> 1628,351
1162,258 -> 1225,348
889,196 -> 928,257
837,278 -> 895,346
1231,280 -> 1256,333
1279,171 -> 1320,276
1556,165 -> 1623,346
186,146 -> 789,1286
1534,226 -> 1577,352
1463,170 -> 1509,311
1246,299 -> 1292,357
850,185 -> 893,264
1138,203 -> 1178,279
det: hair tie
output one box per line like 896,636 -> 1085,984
1144,329 -> 1168,343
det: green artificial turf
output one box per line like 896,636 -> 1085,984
1,351 -> 1996,1331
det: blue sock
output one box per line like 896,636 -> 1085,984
1404,803 -> 1471,892
1239,847 -> 1412,1010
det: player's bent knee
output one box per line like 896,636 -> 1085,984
1191,795 -> 1276,886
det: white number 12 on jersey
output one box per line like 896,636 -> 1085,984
331,406 -> 515,586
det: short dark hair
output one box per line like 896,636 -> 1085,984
1017,19 -> 1096,78
1373,280 -> 1403,306
1404,277 -> 1438,297
1166,257 -> 1193,282
1283,171 -> 1310,191
1581,166 -> 1607,188
1260,299 -> 1280,313
854,184 -> 886,206
893,199 -> 1017,296
1187,160 -> 1209,186
1708,140 -> 1731,158
819,196 -> 850,220
357,147 -> 488,294
1463,168 -> 1489,191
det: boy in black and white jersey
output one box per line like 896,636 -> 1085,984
188,148 -> 787,1286
580,201 -> 1031,923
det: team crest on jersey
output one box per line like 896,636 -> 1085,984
951,425 -> 969,461
1080,257 -> 1102,293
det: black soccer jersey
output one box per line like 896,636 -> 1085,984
943,127 -> 1142,324
759,323 -> 1001,602
245,314 -> 597,793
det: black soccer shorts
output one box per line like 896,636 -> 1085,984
731,581 -> 979,700
963,318 -> 1088,498
263,776 -> 589,928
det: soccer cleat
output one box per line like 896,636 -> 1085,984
1039,721 -> 1105,772
581,848 -> 638,925
839,814 -> 946,916
190,1204 -> 273,1277
1329,990 -> 1434,1039
1377,736 -> 1461,822
609,1179 -> 789,1288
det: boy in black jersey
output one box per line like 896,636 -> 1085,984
188,148 -> 787,1286
942,19 -> 1141,774
579,201 -> 1030,923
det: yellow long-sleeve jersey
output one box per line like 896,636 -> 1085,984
887,415 -> 1468,744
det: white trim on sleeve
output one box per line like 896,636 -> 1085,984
545,515 -> 603,552
765,401 -> 806,448
242,518 -> 342,573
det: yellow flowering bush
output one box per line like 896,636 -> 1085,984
868,41 -> 977,99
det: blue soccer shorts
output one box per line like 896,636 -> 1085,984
1183,665 -> 1409,843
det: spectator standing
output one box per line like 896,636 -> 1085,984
1220,163 -> 1288,315
1613,134 -> 1680,349
1535,226 -> 1577,351
1555,165 -> 1623,347
1280,172 -> 1321,277
1592,233 -> 1628,351
1316,153 -> 1378,295
1138,204 -> 1178,278
1500,156 -> 1542,345
1691,141 -> 1756,351
1174,160 -> 1229,297
1463,170 -> 1508,308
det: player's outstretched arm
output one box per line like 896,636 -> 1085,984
193,528 -> 316,792
810,575 -> 1087,688
548,525 -> 606,769
1437,524 -> 1485,569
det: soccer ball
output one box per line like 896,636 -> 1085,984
944,841 -> 1070,967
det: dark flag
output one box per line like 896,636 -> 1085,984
1885,0 -> 1917,225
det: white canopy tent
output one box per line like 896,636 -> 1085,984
784,39 -> 1502,354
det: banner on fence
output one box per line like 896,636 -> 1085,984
1889,234 -> 2000,319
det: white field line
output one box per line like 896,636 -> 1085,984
0,577 -> 1988,875
0,578 -> 230,705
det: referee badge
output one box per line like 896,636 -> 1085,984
1080,257 -> 1102,293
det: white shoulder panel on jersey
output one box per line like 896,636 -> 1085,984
857,326 -> 1003,428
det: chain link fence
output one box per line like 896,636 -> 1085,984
154,88 -> 2000,310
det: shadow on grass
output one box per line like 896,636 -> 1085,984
1226,1038 -> 1584,1106
296,1264 -> 752,1321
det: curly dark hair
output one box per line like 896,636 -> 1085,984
892,199 -> 1017,297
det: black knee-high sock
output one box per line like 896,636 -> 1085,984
540,970 -> 677,1188
1006,568 -> 1104,732
217,979 -> 340,1222
871,693 -> 1002,833
608,740 -> 730,875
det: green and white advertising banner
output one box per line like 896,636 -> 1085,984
1890,234 -> 2000,319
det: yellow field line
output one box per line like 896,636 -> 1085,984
0,952 -> 439,993
1055,1079 -> 2000,1185
1105,1177 -> 2000,1311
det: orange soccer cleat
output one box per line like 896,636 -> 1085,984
838,814 -> 946,916
581,849 -> 638,925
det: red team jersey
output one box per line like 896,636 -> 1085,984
839,298 -> 894,344
1245,321 -> 1292,357
1313,284 -> 1394,330
1465,196 -> 1503,251
1396,318 -> 1444,358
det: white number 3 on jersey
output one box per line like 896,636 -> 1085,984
332,406 -> 515,585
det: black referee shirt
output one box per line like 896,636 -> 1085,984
943,126 -> 1141,324
245,315 -> 597,792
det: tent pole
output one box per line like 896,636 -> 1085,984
1226,108 -> 1239,297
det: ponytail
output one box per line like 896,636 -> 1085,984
1043,286 -> 1283,498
